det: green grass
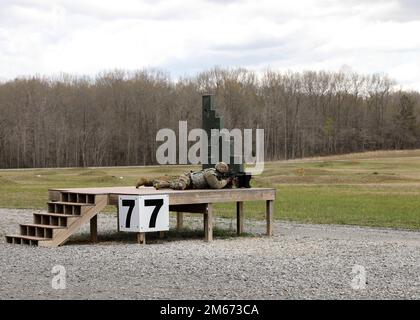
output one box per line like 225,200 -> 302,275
1,149 -> 420,230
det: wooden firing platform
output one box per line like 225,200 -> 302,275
49,186 -> 276,243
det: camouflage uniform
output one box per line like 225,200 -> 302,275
136,162 -> 230,190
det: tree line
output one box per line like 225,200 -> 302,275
0,67 -> 419,168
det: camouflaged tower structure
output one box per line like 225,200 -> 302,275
202,94 -> 244,174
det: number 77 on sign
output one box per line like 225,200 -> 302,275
118,195 -> 170,232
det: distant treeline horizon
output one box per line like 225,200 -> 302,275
0,67 -> 419,169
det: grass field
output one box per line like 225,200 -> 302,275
0,149 -> 419,230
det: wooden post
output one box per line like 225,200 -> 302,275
266,200 -> 274,236
236,201 -> 244,235
90,215 -> 98,243
204,203 -> 213,241
159,231 -> 165,239
176,212 -> 184,231
137,232 -> 146,244
117,206 -> 120,232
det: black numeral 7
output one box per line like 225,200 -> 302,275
122,199 -> 135,228
145,199 -> 163,228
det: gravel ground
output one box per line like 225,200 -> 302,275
0,208 -> 419,300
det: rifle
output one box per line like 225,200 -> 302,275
223,171 -> 252,188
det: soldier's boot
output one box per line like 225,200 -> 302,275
136,177 -> 154,188
169,175 -> 191,190
153,180 -> 171,190
169,181 -> 187,190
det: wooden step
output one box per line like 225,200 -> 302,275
21,223 -> 67,229
60,193 -> 95,204
33,212 -> 80,228
6,234 -> 46,241
34,212 -> 75,218
5,234 -> 46,245
20,223 -> 66,239
48,201 -> 93,206
47,201 -> 92,215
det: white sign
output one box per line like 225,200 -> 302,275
118,195 -> 169,232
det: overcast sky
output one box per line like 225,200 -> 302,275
1,0 -> 420,90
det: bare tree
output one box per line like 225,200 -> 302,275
0,68 -> 418,168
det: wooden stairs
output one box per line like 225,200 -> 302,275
5,191 -> 107,247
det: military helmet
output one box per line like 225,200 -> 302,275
215,162 -> 229,174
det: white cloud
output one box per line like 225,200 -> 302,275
0,0 -> 419,90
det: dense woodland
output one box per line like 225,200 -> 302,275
0,67 -> 419,168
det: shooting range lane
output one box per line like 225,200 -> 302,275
47,186 -> 276,244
